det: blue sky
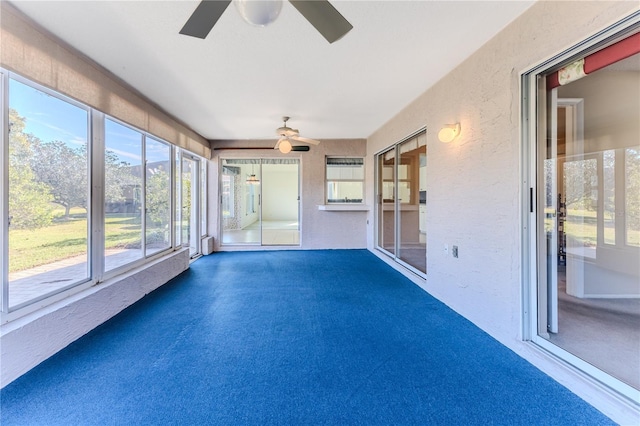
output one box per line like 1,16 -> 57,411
10,78 -> 88,147
10,78 -> 170,166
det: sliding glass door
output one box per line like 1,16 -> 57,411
524,27 -> 639,400
375,130 -> 427,274
220,158 -> 300,246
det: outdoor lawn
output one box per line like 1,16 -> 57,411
9,207 -> 141,273
10,207 -> 639,275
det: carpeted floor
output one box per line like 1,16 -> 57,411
1,250 -> 613,425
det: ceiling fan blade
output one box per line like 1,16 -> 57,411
180,0 -> 231,39
291,135 -> 320,145
289,0 -> 353,44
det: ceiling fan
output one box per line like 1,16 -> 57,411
274,116 -> 320,153
180,0 -> 353,44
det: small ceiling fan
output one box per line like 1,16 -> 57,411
274,116 -> 320,153
180,0 -> 353,44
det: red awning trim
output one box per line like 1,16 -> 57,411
546,32 -> 640,90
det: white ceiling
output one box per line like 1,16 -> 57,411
8,0 -> 535,141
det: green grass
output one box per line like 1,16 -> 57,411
9,206 -> 639,274
8,209 -> 144,273
564,208 -> 639,247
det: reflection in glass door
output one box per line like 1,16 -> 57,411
529,45 -> 640,397
376,130 -> 426,274
221,159 -> 260,245
181,155 -> 200,258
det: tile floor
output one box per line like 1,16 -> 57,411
221,220 -> 300,246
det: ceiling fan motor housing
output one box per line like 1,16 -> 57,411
277,126 -> 299,137
234,0 -> 283,27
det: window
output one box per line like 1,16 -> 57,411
325,157 -> 364,204
145,138 -> 172,256
2,72 -> 207,314
104,118 -> 143,272
7,77 -> 90,309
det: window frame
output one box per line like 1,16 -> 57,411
1,70 -> 8,314
0,70 -> 207,319
6,72 -> 94,312
324,156 -> 365,205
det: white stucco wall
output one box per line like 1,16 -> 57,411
365,2 -> 639,424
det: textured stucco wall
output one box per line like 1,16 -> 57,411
366,1 -> 639,423
1,249 -> 189,387
210,139 -> 367,250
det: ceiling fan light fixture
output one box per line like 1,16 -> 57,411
278,139 -> 292,154
246,173 -> 260,184
235,0 -> 283,27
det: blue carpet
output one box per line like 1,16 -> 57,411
1,250 -> 613,425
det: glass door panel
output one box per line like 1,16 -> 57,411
377,148 -> 396,255
376,131 -> 427,274
221,159 -> 260,245
398,136 -> 426,273
261,160 -> 300,246
535,54 -> 640,391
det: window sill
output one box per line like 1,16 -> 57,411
317,204 -> 370,211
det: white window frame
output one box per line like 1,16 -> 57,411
5,72 -> 94,314
325,156 -> 365,204
0,71 -> 200,319
1,69 -> 8,314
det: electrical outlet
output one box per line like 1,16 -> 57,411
452,245 -> 459,258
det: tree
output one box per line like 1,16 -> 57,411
563,158 -> 597,211
8,109 -> 54,229
30,140 -> 87,217
104,150 -> 137,206
145,165 -> 170,226
626,148 -> 640,234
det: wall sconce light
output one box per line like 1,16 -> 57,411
438,123 -> 461,143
